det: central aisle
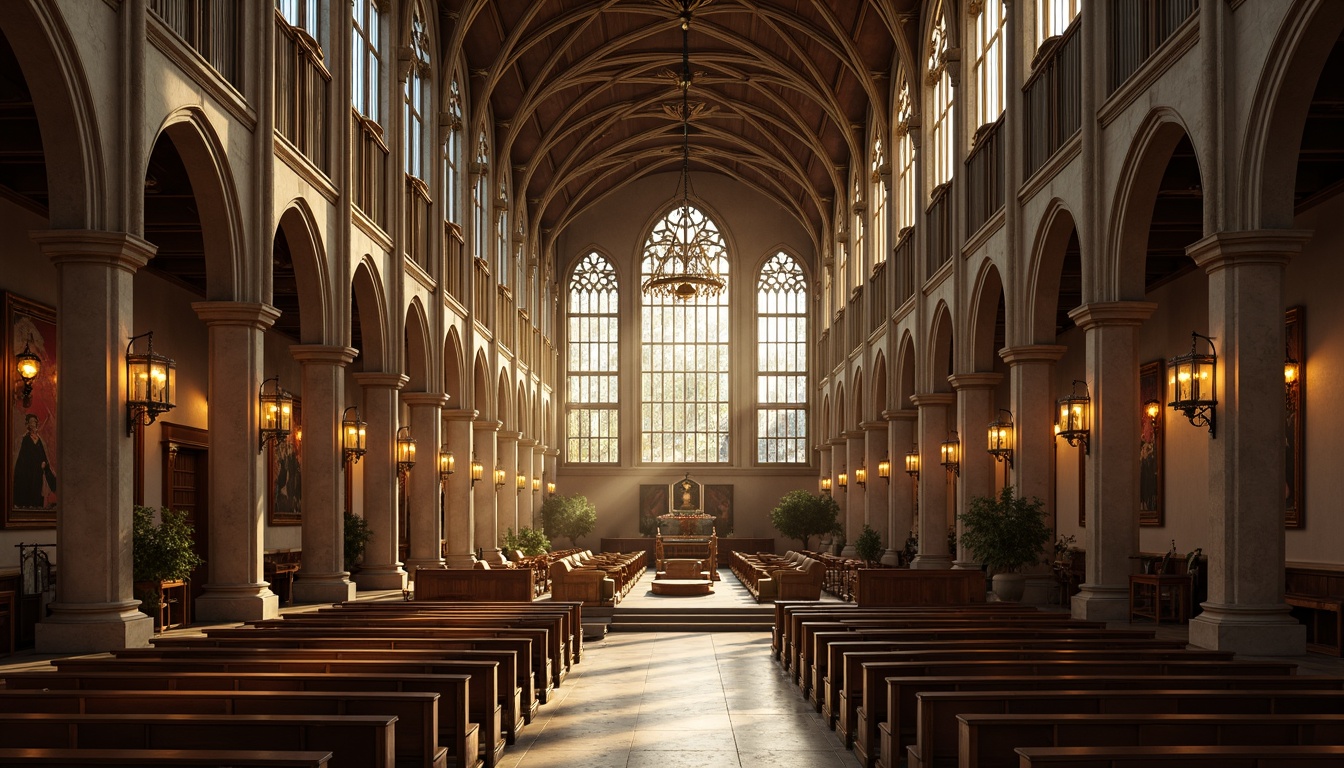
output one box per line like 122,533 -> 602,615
504,631 -> 862,768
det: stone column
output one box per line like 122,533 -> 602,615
289,345 -> 358,604
473,419 -> 503,563
404,393 -> 449,574
531,444 -> 545,528
349,372 -> 408,590
860,420 -> 890,551
496,430 -> 520,553
883,410 -> 918,565
910,393 -> 955,569
1000,346 -> 1066,511
1186,231 -> 1310,655
1065,305 -> 1153,621
842,431 -> 865,556
190,301 -> 282,622
32,231 -> 156,652
442,409 -> 477,567
518,437 -> 538,531
949,373 -> 1003,569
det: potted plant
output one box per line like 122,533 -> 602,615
956,486 -> 1052,602
344,510 -> 373,572
541,493 -> 597,547
132,505 -> 204,628
854,524 -> 883,567
769,490 -> 841,550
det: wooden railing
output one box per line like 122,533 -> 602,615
868,261 -> 889,335
151,0 -> 241,89
472,257 -> 491,327
925,183 -> 953,275
352,110 -> 388,229
966,116 -> 1005,234
1024,18 -> 1082,178
274,13 -> 329,173
496,285 -> 516,351
404,175 -> 431,273
893,227 -> 916,306
1109,0 -> 1198,93
444,222 -> 465,303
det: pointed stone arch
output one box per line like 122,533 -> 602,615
443,326 -> 466,405
897,331 -> 917,407
349,257 -> 387,369
404,298 -> 430,392
872,350 -> 889,414
927,301 -> 955,393
497,369 -> 513,431
1026,200 -> 1082,343
472,351 -> 492,420
851,369 -> 864,427
968,259 -> 1005,371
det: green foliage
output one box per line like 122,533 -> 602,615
501,526 -> 551,557
344,510 -> 373,571
541,493 -> 597,547
132,505 -> 204,583
854,524 -> 883,565
769,490 -> 841,550
956,485 -> 1052,575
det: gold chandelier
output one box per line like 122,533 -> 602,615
641,0 -> 725,302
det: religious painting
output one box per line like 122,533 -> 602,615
1138,360 -> 1164,527
267,399 -> 302,526
1285,305 -> 1305,529
5,293 -> 57,528
638,483 -> 668,536
673,472 -> 702,512
706,484 -> 733,536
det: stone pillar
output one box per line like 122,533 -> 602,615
861,420 -> 890,552
190,301 -> 282,622
496,430 -> 520,552
1000,346 -> 1066,511
842,431 -> 865,556
883,410 -> 918,565
1066,305 -> 1154,621
404,393 -> 449,574
1186,231 -> 1310,655
32,231 -> 155,652
350,372 -> 408,590
518,437 -> 538,531
910,393 -> 955,569
442,409 -> 477,567
473,420 -> 503,563
949,373 -> 1003,569
289,345 -> 358,603
531,444 -> 545,528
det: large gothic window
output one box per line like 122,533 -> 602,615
473,131 -> 489,261
351,0 -> 381,124
850,173 -> 863,292
640,205 -> 730,463
443,78 -> 463,224
870,133 -> 888,266
973,0 -> 1006,128
402,7 -> 429,180
566,252 -> 620,463
757,251 -> 808,464
893,78 -> 916,232
927,3 -> 954,189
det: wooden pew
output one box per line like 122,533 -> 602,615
960,713 -> 1344,768
1014,744 -> 1344,767
314,605 -> 577,668
772,601 -> 1032,662
0,748 -> 333,766
0,689 -> 444,768
4,669 -> 493,765
150,636 -> 529,736
894,689 -> 1344,768
327,601 -> 584,663
0,713 -> 400,768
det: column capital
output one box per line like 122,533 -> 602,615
497,430 -> 521,443
30,229 -> 156,271
1187,229 -> 1312,272
842,430 -> 865,441
290,344 -> 358,365
191,301 -> 281,329
828,436 -> 848,447
859,420 -> 888,432
518,437 -> 538,448
442,408 -> 480,422
402,392 -> 450,409
910,392 -> 956,408
352,371 -> 410,390
815,443 -> 832,454
948,372 -> 1004,390
998,344 -> 1066,365
1068,301 -> 1157,329
882,408 -> 918,423
473,419 -> 503,433
544,447 -> 560,457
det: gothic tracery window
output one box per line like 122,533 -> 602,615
927,3 -> 954,190
403,7 -> 429,180
757,251 -> 808,464
352,0 -> 382,124
870,134 -> 888,267
973,0 -> 1006,128
566,252 -> 620,463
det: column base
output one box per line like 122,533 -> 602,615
880,549 -> 902,566
840,545 -> 857,557
910,555 -> 953,569
1070,583 -> 1131,621
36,601 -> 154,653
444,554 -> 477,569
354,567 -> 409,591
952,560 -> 980,570
1188,601 -> 1307,656
291,573 -> 357,604
480,547 -> 506,565
193,584 -> 280,622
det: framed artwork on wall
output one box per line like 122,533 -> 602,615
1285,305 -> 1305,529
1138,359 -> 1164,527
267,399 -> 302,526
5,292 -> 58,528
638,484 -> 667,536
706,484 -> 733,536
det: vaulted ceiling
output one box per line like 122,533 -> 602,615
440,0 -> 917,261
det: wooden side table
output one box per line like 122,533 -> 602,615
1129,573 -> 1192,624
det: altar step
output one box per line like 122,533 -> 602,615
607,606 -> 775,633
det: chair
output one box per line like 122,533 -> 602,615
549,560 -> 615,604
774,557 -> 825,600
663,559 -> 706,580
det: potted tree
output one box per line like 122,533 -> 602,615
541,493 -> 597,547
133,505 -> 204,629
854,524 -> 884,567
344,510 -> 373,572
769,490 -> 841,550
957,486 -> 1052,602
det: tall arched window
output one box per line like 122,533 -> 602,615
496,173 -> 509,283
352,0 -> 382,124
1037,0 -> 1080,49
472,130 -> 489,261
640,205 -> 730,463
870,133 -> 888,266
927,3 -> 954,189
403,6 -> 429,179
757,251 -> 808,464
565,251 -> 620,463
893,78 -> 916,233
973,0 -> 1005,128
443,78 -> 463,224
850,173 -> 863,292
